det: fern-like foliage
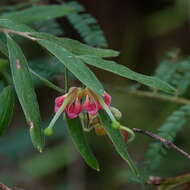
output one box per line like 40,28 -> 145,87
145,104 -> 190,170
127,52 -> 190,173
154,51 -> 190,95
63,1 -> 108,47
32,19 -> 63,36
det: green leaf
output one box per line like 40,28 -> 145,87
32,32 -> 119,58
0,86 -> 14,136
0,5 -> 74,24
29,68 -> 64,93
99,110 -> 139,176
0,34 -> 8,56
38,39 -> 104,95
66,116 -> 100,171
6,35 -> 44,151
80,55 -> 176,93
0,19 -> 34,32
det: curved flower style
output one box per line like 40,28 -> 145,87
54,87 -> 112,118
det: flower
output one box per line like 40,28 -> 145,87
54,88 -> 83,118
103,92 -> 111,107
66,98 -> 82,118
83,95 -> 99,115
98,91 -> 111,109
54,87 -> 112,118
54,94 -> 68,112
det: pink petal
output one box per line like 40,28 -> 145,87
66,98 -> 82,118
98,91 -> 112,110
83,95 -> 99,115
54,94 -> 68,112
104,92 -> 111,106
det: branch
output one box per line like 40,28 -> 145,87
0,28 -> 36,41
133,128 -> 190,160
130,90 -> 190,105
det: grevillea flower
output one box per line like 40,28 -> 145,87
54,94 -> 68,112
103,92 -> 111,107
98,91 -> 111,109
54,88 -> 83,118
66,98 -> 82,118
83,95 -> 99,115
54,87 -> 112,118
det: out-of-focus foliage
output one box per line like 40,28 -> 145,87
125,50 -> 190,188
62,1 -> 108,47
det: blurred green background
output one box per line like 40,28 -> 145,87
0,0 -> 190,189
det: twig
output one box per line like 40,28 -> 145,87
130,90 -> 190,105
0,28 -> 36,41
133,128 -> 190,160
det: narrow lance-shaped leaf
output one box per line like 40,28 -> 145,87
99,110 -> 139,176
0,5 -> 74,24
6,35 -> 44,151
29,68 -> 64,93
66,116 -> 100,171
80,55 -> 175,94
0,19 -> 34,32
38,39 -> 104,95
0,86 -> 14,136
31,32 -> 119,58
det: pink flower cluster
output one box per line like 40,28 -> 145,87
54,88 -> 111,119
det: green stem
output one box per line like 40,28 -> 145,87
29,68 -> 64,93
